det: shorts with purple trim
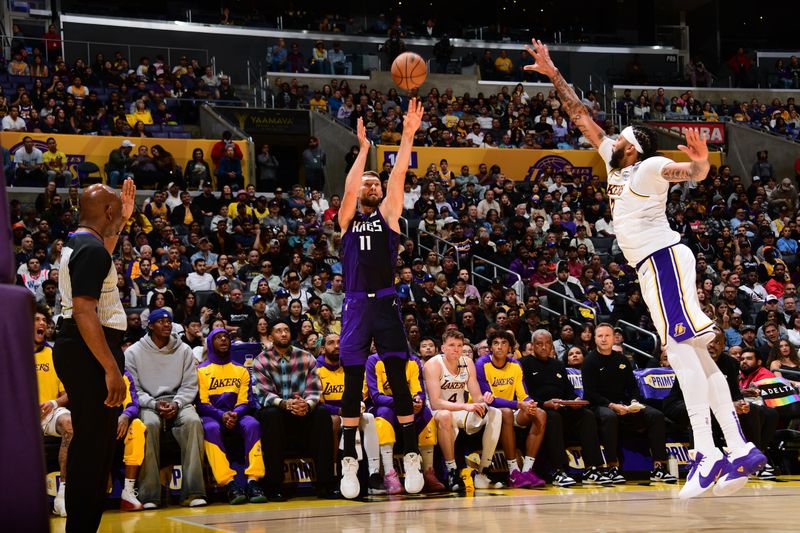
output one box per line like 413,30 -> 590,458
340,288 -> 409,367
636,243 -> 714,346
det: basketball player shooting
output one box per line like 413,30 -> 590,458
523,38 -> 766,499
337,100 -> 426,499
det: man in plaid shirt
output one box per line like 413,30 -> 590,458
252,318 -> 336,500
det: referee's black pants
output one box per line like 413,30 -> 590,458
53,324 -> 124,533
543,407 -> 605,468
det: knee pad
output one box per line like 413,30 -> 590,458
341,364 -> 366,418
383,357 -> 413,416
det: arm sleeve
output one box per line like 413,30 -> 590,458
124,351 -> 158,410
597,137 -> 615,170
513,363 -> 531,402
410,358 -> 425,403
233,369 -> 252,417
196,369 -> 226,422
302,355 -> 322,408
367,357 -> 394,408
581,357 -> 611,407
122,373 -> 139,419
69,245 -> 111,299
252,354 -> 281,408
174,347 -> 199,408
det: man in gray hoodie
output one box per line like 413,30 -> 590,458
124,308 -> 206,508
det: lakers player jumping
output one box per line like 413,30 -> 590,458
337,101 -> 426,499
524,38 -> 766,498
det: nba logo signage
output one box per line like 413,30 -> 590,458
525,154 -> 593,182
383,150 -> 419,169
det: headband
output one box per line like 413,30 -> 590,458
621,126 -> 644,154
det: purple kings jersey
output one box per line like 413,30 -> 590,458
342,209 -> 400,292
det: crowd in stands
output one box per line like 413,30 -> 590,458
616,87 -> 800,141
16,121 -> 800,509
271,75 -> 610,150
0,28 -> 237,138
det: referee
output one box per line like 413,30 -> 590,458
53,179 -> 136,532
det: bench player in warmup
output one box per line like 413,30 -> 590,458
424,330 -> 503,491
524,37 -> 767,498
316,333 -> 385,494
475,330 -> 547,488
116,369 -> 146,511
337,102 -> 426,499
366,351 -> 444,493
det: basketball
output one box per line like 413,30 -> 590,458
391,52 -> 427,91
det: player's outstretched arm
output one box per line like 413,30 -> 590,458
380,98 -> 423,232
524,38 -> 605,149
338,118 -> 372,232
660,127 -> 711,182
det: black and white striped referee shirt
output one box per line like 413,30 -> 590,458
59,233 -> 127,331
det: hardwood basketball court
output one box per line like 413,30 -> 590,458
49,478 -> 800,532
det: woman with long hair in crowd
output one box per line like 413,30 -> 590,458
174,291 -> 198,325
313,303 -> 341,336
294,318 -> 315,349
767,339 -> 800,386
576,323 -> 595,354
253,316 -> 271,346
566,345 -> 586,369
117,272 -> 138,308
424,250 -> 442,277
48,238 -> 64,268
141,292 -> 170,327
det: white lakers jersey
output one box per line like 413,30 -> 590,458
598,137 -> 680,265
433,353 -> 470,404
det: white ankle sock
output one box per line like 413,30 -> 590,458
522,456 -> 535,472
420,445 -> 434,470
57,481 -> 65,496
445,459 -> 457,471
124,478 -> 135,492
380,444 -> 394,473
368,457 -> 381,475
507,459 -> 520,473
706,371 -> 747,451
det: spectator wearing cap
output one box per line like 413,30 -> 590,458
125,308 -> 207,508
580,285 -> 601,321
192,181 -> 220,222
228,189 -> 255,218
549,262 -> 586,317
413,273 -> 444,312
205,276 -> 231,313
146,269 -> 176,308
569,225 -> 595,254
252,319 -> 335,500
190,237 -> 219,270
266,288 -> 290,322
725,308 -> 745,349
107,140 -> 136,188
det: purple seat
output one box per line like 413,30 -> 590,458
144,124 -> 162,132
169,132 -> 191,139
151,132 -> 170,138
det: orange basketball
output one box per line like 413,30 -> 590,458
391,52 -> 427,91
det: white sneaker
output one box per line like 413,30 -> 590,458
402,453 -> 424,494
120,486 -> 143,511
142,502 -> 159,510
474,472 -> 492,489
340,457 -> 361,499
679,448 -> 726,499
188,498 -> 207,507
53,494 -> 67,517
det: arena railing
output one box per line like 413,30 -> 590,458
8,34 -> 210,71
416,230 -> 462,268
616,319 -> 661,362
469,254 -> 524,302
534,284 -> 598,328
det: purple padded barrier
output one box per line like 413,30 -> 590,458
0,164 -> 49,532
0,163 -> 15,283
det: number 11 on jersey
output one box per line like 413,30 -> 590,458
359,235 -> 372,251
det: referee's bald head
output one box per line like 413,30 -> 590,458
79,184 -> 123,237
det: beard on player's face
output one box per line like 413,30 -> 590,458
609,145 -> 628,169
360,189 -> 381,208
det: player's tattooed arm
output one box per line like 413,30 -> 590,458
660,128 -> 711,183
523,38 -> 606,149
